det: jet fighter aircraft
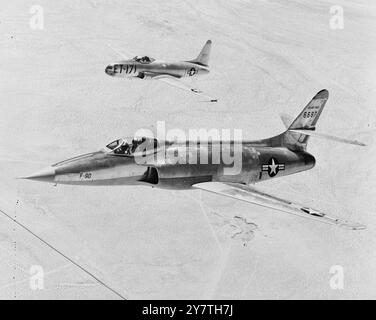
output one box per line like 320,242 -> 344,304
105,40 -> 217,102
23,90 -> 366,230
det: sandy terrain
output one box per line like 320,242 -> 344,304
0,0 -> 375,299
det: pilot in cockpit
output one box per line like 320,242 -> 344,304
133,56 -> 151,63
141,56 -> 150,63
114,140 -> 130,155
131,137 -> 146,153
106,137 -> 155,156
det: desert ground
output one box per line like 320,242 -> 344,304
0,0 -> 375,299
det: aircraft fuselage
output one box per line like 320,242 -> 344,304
25,141 -> 315,189
105,60 -> 209,80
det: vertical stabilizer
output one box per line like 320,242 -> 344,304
283,89 -> 329,150
188,40 -> 212,66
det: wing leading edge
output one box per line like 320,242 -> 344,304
193,182 -> 365,230
158,76 -> 217,102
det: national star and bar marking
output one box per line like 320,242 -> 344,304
262,157 -> 285,177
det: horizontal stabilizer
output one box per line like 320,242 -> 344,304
280,113 -> 294,129
289,129 -> 366,146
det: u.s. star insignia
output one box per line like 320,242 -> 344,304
261,157 -> 285,177
188,67 -> 197,76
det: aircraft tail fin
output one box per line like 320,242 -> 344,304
281,89 -> 329,150
288,89 -> 329,131
279,89 -> 365,150
188,40 -> 212,66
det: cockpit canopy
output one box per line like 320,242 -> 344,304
131,56 -> 155,64
106,137 -> 159,156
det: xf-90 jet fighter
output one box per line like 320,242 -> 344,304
105,40 -> 217,102
23,90 -> 366,230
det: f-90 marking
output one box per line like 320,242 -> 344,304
79,172 -> 92,179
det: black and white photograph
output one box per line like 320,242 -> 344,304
0,0 -> 375,306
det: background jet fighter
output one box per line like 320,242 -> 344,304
105,40 -> 217,102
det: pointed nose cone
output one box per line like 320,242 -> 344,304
22,166 -> 56,182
